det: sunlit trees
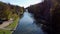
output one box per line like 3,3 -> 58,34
0,1 -> 24,21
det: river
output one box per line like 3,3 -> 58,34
12,11 -> 47,34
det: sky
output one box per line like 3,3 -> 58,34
0,0 -> 43,8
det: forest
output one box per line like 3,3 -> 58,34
27,0 -> 60,34
0,1 -> 24,24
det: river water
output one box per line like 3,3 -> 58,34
13,11 -> 47,34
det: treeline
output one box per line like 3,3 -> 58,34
0,1 -> 24,21
27,0 -> 60,34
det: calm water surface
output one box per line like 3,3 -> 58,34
13,11 -> 47,34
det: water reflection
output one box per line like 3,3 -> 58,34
13,11 -> 46,34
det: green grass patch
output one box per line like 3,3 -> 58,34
6,17 -> 19,29
0,29 -> 11,34
0,17 -> 20,34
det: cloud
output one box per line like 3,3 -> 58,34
0,0 -> 43,8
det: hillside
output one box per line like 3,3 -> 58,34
0,1 -> 24,34
0,1 -> 24,21
27,0 -> 60,34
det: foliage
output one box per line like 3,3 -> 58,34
0,1 -> 24,20
27,0 -> 60,34
0,1 -> 24,34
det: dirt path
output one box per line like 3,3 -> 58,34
0,20 -> 13,28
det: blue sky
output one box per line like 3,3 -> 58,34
0,0 -> 43,8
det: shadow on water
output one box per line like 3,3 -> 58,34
12,11 -> 47,34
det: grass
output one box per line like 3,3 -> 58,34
6,17 -> 19,29
0,29 -> 11,34
0,17 -> 19,34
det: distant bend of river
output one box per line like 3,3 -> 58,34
12,11 -> 47,34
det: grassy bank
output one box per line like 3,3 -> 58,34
0,29 -> 11,34
0,17 -> 19,34
7,17 -> 19,29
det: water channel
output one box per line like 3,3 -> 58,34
13,10 -> 47,34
